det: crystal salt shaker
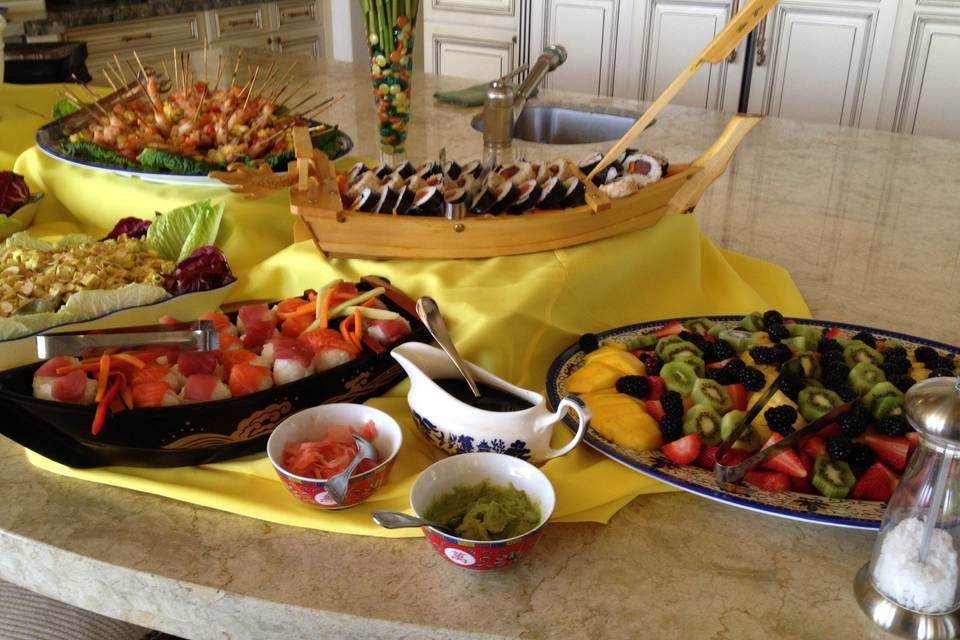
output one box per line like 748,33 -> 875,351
855,376 -> 960,639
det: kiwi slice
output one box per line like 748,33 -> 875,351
684,318 -> 715,336
849,361 -> 886,395
720,410 -> 761,452
678,355 -> 706,377
812,455 -> 856,499
625,334 -> 657,350
660,360 -> 698,395
804,377 -> 826,389
738,312 -> 764,331
683,405 -> 724,446
717,329 -> 757,354
795,351 -> 821,379
843,340 -> 883,368
662,340 -> 704,362
797,387 -> 842,422
863,382 -> 905,420
655,335 -> 688,360
692,378 -> 732,413
780,336 -> 811,352
787,324 -> 823,345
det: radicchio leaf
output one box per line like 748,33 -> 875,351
165,246 -> 236,295
0,172 -> 30,216
104,216 -> 152,240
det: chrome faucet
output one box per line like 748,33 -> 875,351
482,45 -> 567,168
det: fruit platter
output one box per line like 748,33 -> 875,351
545,312 -> 960,529
0,276 -> 430,468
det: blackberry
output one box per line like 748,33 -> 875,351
740,366 -> 766,391
823,360 -> 851,385
820,350 -> 845,368
817,337 -> 843,354
883,346 -> 908,362
889,375 -> 918,394
880,358 -> 911,377
579,333 -> 600,354
766,323 -> 790,343
849,442 -> 875,470
659,414 -> 683,442
774,343 -> 794,363
827,437 -> 854,462
724,358 -> 746,374
615,375 -> 650,399
638,353 -> 663,376
762,310 -> 785,327
764,405 -> 798,436
852,331 -> 877,348
705,339 -> 735,364
706,368 -> 726,383
928,368 -> 955,379
935,356 -> 958,371
838,410 -> 869,438
833,384 -> 860,403
914,346 -> 940,366
660,391 -> 684,418
678,331 -> 709,354
749,346 -> 780,365
878,415 -> 909,437
778,376 -> 806,402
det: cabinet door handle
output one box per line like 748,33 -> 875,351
121,32 -> 153,42
227,17 -> 256,28
726,0 -> 740,62
285,10 -> 313,20
755,16 -> 768,66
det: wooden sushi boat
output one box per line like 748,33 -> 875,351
213,0 -> 778,260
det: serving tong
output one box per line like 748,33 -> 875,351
713,358 -> 857,484
35,320 -> 218,359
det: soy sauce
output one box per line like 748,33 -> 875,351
433,378 -> 534,412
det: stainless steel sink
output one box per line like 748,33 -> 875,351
470,106 -> 646,145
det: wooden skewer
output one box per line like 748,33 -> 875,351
286,90 -> 320,113
71,76 -> 111,114
113,54 -> 129,84
185,51 -> 191,88
213,55 -> 224,92
260,122 -> 297,146
586,0 -> 778,181
192,87 -> 207,125
63,88 -> 109,117
302,95 -> 343,120
275,78 -> 310,108
161,60 -> 170,84
101,69 -> 118,91
255,60 -> 279,95
241,65 -> 261,112
203,38 -> 208,85
59,90 -> 80,106
267,63 -> 299,102
15,104 -> 47,118
229,50 -> 243,89
173,47 -> 179,90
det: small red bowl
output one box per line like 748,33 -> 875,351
410,452 -> 556,571
267,403 -> 402,509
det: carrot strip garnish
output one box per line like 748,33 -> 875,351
94,354 -> 111,402
340,314 -> 354,345
112,353 -> 146,369
120,384 -> 134,410
92,376 -> 123,435
320,286 -> 336,329
353,308 -> 363,346
55,362 -> 103,375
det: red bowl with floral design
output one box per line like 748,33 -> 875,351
410,452 -> 556,571
267,403 -> 402,509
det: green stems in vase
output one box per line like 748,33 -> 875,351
359,0 -> 419,162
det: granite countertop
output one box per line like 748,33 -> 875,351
2,55 -> 959,639
24,0 -> 267,35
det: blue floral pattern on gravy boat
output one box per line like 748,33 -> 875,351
412,412 -> 532,460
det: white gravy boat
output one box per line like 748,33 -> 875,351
391,342 -> 590,463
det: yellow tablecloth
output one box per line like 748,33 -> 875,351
8,83 -> 811,537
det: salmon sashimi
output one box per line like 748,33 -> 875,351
131,364 -> 183,391
275,298 -> 306,315
182,374 -> 232,403
221,349 -> 259,376
131,381 -> 181,408
199,311 -> 237,335
228,363 -> 273,397
177,351 -> 219,377
299,328 -> 361,357
281,313 -> 314,338
219,331 -> 242,351
281,420 -> 379,479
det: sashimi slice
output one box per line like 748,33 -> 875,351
228,363 -> 273,397
237,303 -> 277,333
199,311 -> 237,335
281,314 -> 314,338
219,331 -> 242,351
299,328 -> 361,357
51,370 -> 96,404
132,382 -> 181,408
366,317 -> 412,345
177,351 -> 220,377
221,349 -> 259,376
132,364 -> 183,391
34,356 -> 80,377
260,336 -> 303,364
182,374 -> 232,403
241,321 -> 276,351
281,420 -> 379,479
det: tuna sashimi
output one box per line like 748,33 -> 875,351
34,356 -> 79,377
241,321 -> 276,351
228,362 -> 273,397
281,421 -> 379,480
132,381 -> 181,408
50,369 -> 95,404
182,374 -> 232,403
177,351 -> 219,377
366,317 -> 412,345
237,303 -> 277,333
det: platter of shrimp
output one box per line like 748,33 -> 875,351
35,51 -> 352,186
0,276 -> 429,468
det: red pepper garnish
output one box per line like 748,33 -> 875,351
91,374 -> 124,436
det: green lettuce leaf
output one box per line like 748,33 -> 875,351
59,283 -> 170,319
145,200 -> 224,262
178,201 -> 224,262
62,142 -> 138,169
137,148 -> 215,175
52,99 -> 81,120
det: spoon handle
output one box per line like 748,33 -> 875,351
415,296 -> 481,398
372,511 -> 432,529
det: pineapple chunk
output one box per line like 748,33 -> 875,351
581,391 -> 662,451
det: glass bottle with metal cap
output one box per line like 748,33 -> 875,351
855,375 -> 960,639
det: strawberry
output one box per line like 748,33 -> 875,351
851,462 -> 900,502
824,327 -> 847,340
661,433 -> 701,465
818,423 -> 841,440
745,470 -> 791,492
864,434 -> 910,471
706,358 -> 731,370
720,449 -> 751,466
790,451 -> 816,493
646,376 -> 665,401
725,384 -> 748,411
645,400 -> 665,423
654,320 -> 684,339
759,433 -> 808,478
799,436 -> 828,459
905,431 -> 921,454
696,445 -> 749,470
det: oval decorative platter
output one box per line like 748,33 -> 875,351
545,315 -> 960,530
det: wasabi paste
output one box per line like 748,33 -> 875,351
424,481 -> 541,541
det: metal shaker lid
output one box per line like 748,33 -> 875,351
905,377 -> 960,444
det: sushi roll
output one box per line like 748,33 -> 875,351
487,181 -> 519,214
409,186 -> 445,217
371,163 -> 393,179
560,177 -> 586,208
537,176 -> 565,209
469,185 -> 497,214
591,165 -> 619,186
484,170 -> 505,190
444,160 -> 462,180
350,187 -> 380,213
345,162 -> 368,184
458,174 -> 479,196
507,179 -> 542,214
394,186 -> 416,214
228,362 -> 274,397
346,171 -> 380,200
405,174 -> 427,192
600,177 -> 640,199
445,187 -> 470,205
384,173 -> 405,192
394,160 -> 416,179
499,162 -> 536,185
425,173 -> 444,187
461,159 -> 483,179
578,151 -> 603,176
549,159 -> 575,183
615,147 -> 639,168
181,374 -> 232,403
132,382 -> 182,408
621,152 -> 664,187
416,161 -> 441,179
375,188 -> 400,214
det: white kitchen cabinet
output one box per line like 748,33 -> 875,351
541,0 -> 619,96
422,21 -> 517,80
273,28 -> 324,58
877,0 -> 960,139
